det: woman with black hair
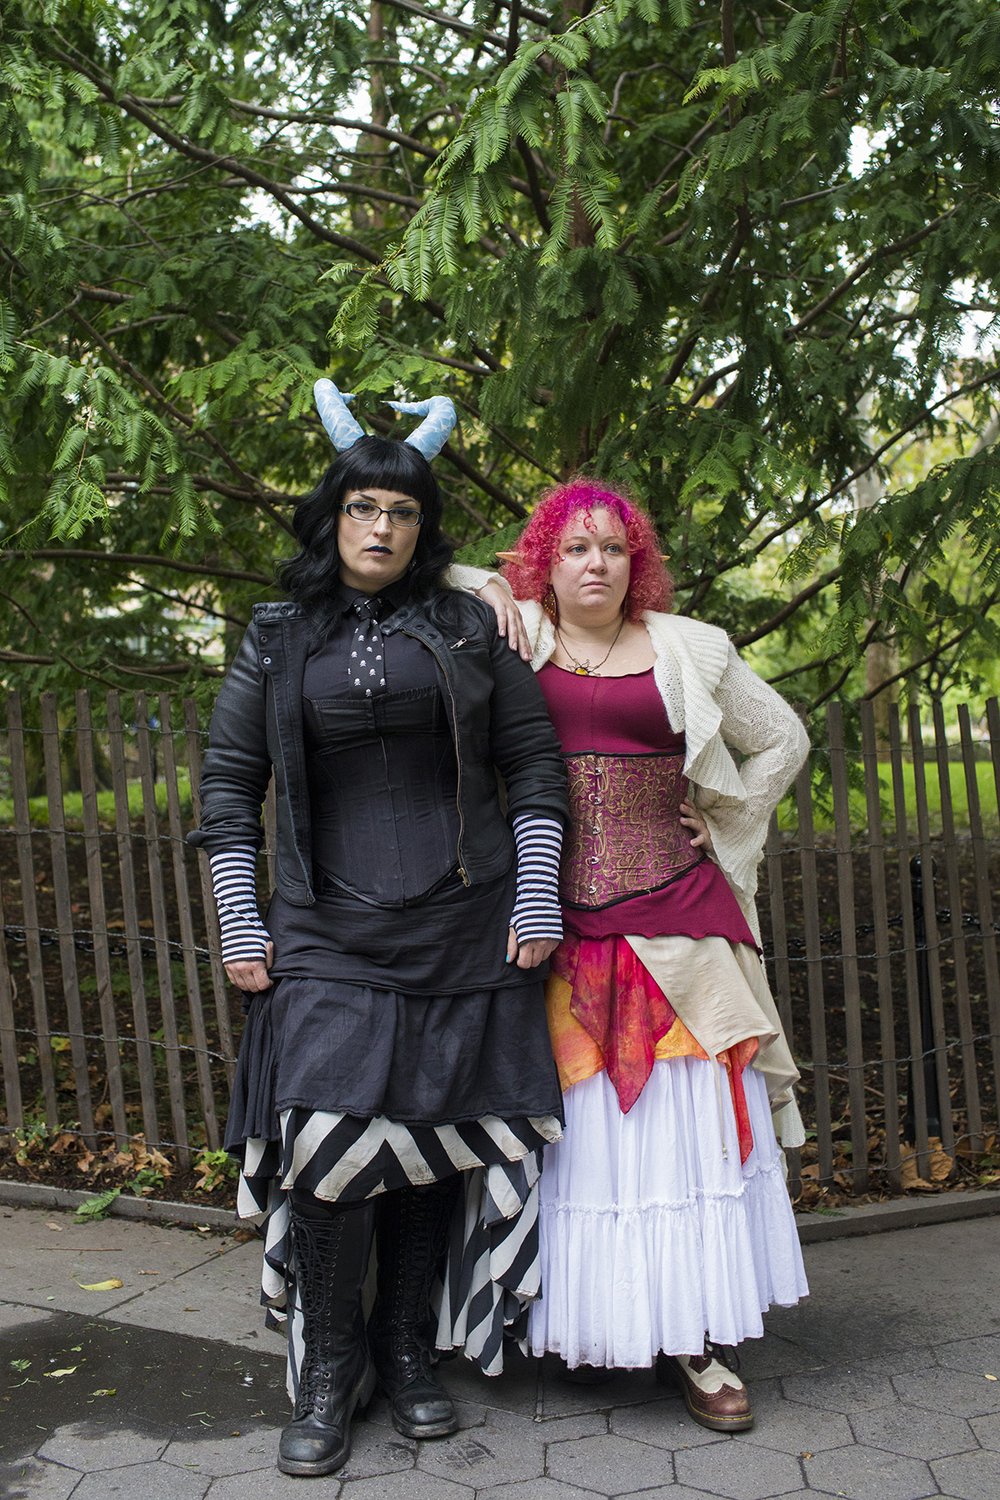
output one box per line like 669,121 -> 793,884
190,383 -> 568,1478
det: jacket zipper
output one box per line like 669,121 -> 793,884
261,622 -> 315,900
401,626 -> 470,886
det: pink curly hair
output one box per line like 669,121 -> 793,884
501,478 -> 673,621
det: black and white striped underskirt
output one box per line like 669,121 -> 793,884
236,1104 -> 562,1378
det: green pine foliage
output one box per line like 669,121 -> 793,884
0,0 -> 997,712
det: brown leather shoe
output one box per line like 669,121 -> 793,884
658,1345 -> 753,1432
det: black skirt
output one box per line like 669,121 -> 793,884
224,872 -> 563,1149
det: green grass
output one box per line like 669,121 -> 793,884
775,758 -> 999,836
0,769 -> 193,829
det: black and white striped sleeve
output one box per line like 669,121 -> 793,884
509,813 -> 564,944
209,845 -> 270,964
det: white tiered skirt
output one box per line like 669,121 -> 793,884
528,1056 -> 808,1368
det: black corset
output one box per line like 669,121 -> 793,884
303,685 -> 460,906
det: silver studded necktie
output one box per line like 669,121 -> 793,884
348,596 -> 388,698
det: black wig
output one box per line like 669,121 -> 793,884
279,435 -> 454,624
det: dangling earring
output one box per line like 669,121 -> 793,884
543,583 -> 558,623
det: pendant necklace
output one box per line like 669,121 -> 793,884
555,617 -> 625,675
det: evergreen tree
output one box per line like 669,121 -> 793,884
2,0 -> 998,705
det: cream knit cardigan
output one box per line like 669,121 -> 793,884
450,566 -> 809,920
450,566 -> 810,1145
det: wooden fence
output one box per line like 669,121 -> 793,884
1,689 -> 999,1193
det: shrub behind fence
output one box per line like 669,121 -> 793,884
1,689 -> 998,1194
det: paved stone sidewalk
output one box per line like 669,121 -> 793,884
2,1204 -> 999,1499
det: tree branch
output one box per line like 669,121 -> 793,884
786,210 -> 958,341
377,0 -> 506,48
63,306 -> 293,533
43,39 -> 384,266
660,219 -> 750,389
732,567 -> 842,648
226,97 -> 439,160
1,549 -> 273,586
858,599 -> 1000,703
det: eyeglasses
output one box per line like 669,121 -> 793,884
340,499 -> 424,528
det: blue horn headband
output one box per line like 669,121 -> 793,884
313,380 -> 456,461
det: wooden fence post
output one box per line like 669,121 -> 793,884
40,692 -> 96,1148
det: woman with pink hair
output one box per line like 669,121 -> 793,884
451,478 -> 809,1431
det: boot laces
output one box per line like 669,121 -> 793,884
704,1340 -> 741,1376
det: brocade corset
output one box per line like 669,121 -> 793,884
560,750 -> 704,910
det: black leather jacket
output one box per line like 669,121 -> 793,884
188,590 -> 569,906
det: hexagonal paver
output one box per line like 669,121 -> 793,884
840,1349 -> 944,1379
416,1420 -> 546,1488
0,1457 -> 80,1499
610,1397 -> 728,1451
763,1306 -> 922,1369
538,1366 -> 666,1420
163,1428 -> 274,1476
208,1468 -> 343,1500
892,1367 -> 1000,1419
933,1336 -> 1000,1376
850,1403 -> 975,1461
616,1491 -> 682,1500
443,1352 -> 541,1419
339,1472 -> 472,1499
781,1366 -> 897,1414
738,1336 -> 826,1382
546,1433 -> 673,1495
73,1462 -> 209,1499
970,1411 -> 1000,1451
477,1481 -> 606,1500
742,1390 -> 854,1456
931,1450 -> 1000,1500
804,1444 -> 936,1500
621,1492 -> 734,1500
534,1411 -> 609,1443
675,1440 -> 803,1499
38,1422 -> 170,1470
336,1423 -> 416,1482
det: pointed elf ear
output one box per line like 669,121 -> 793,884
495,551 -> 520,564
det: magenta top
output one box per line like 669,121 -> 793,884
537,664 -> 757,947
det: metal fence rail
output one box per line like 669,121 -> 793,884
1,689 -> 999,1194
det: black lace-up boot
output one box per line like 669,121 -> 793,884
370,1178 -> 461,1440
277,1196 -> 377,1477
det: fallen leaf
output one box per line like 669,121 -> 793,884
76,1278 -> 124,1292
986,1373 -> 998,1382
927,1136 -> 954,1184
44,1367 -> 77,1379
899,1153 -> 936,1192
91,1388 -> 116,1397
46,1222 -> 63,1232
